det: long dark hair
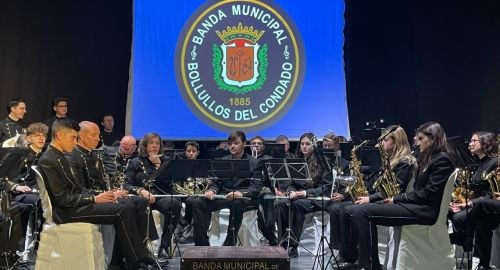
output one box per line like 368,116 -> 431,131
296,132 -> 315,158
416,122 -> 448,169
473,131 -> 498,157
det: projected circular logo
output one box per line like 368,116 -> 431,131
175,0 -> 305,132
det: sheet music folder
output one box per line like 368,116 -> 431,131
152,159 -> 212,187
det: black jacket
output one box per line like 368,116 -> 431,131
0,116 -> 24,145
368,156 -> 417,202
393,152 -> 454,224
471,155 -> 498,202
208,153 -> 263,199
38,145 -> 94,214
65,145 -> 108,193
102,145 -> 136,176
124,155 -> 172,195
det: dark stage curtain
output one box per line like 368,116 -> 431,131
345,0 -> 500,137
0,0 -> 131,133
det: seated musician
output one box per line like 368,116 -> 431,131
465,167 -> 500,270
449,131 -> 498,248
102,135 -> 137,177
250,135 -> 278,246
177,141 -> 200,160
38,118 -> 155,270
186,131 -> 263,246
0,183 -> 31,262
65,122 -> 160,267
345,122 -> 454,270
274,132 -> 332,257
124,132 -> 181,258
11,123 -> 48,207
338,126 -> 417,268
275,135 -> 296,159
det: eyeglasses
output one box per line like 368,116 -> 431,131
470,139 -> 480,144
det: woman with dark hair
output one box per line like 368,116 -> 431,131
275,132 -> 332,257
345,122 -> 454,270
125,132 -> 182,258
449,131 -> 498,246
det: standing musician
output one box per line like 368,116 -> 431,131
338,126 -> 417,268
43,97 -> 68,143
345,122 -> 454,270
186,131 -> 263,246
65,122 -> 159,267
249,135 -> 278,246
124,132 -> 182,258
38,118 -> 155,270
274,132 -> 332,258
0,98 -> 26,146
449,131 -> 498,248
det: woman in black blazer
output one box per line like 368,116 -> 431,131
346,122 -> 455,270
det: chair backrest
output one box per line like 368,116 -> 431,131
32,166 -> 55,225
436,168 -> 458,225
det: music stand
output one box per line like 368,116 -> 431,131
210,159 -> 253,246
339,142 -> 354,161
163,149 -> 184,160
265,158 -> 315,256
207,149 -> 230,160
0,148 -> 31,179
264,143 -> 286,158
447,136 -> 477,269
154,159 -> 212,256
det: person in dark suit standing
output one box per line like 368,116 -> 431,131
187,130 -> 263,246
346,122 -> 454,270
0,98 -> 26,145
43,97 -> 68,143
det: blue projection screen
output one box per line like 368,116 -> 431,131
128,0 -> 349,140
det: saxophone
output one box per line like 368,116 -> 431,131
451,169 -> 474,203
482,136 -> 500,198
346,140 -> 369,201
372,133 -> 400,199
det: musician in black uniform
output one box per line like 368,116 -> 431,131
43,97 -> 69,144
102,135 -> 137,176
187,131 -> 263,246
467,168 -> 500,270
38,118 -> 155,270
0,98 -> 26,145
449,131 -> 498,248
338,126 -> 417,268
346,122 -> 454,270
65,121 -> 159,267
250,135 -> 278,246
124,132 -> 181,258
0,180 -> 30,262
274,132 -> 333,257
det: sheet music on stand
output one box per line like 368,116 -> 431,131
209,159 -> 252,180
0,147 -> 31,179
264,158 -> 311,193
447,136 -> 477,169
263,143 -> 286,158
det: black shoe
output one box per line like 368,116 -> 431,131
138,255 -> 157,266
288,247 -> 298,258
476,265 -> 493,270
332,261 -> 358,270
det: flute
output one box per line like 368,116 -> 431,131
263,194 -> 331,201
131,193 -> 251,200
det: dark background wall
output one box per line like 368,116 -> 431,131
0,0 -> 498,140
